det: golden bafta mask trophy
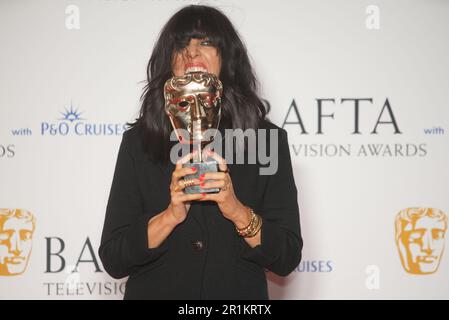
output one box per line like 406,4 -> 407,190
164,71 -> 223,194
395,207 -> 447,275
0,208 -> 36,276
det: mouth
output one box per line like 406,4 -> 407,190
418,256 -> 437,263
185,63 -> 208,74
6,257 -> 25,264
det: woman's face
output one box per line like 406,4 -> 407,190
172,38 -> 221,77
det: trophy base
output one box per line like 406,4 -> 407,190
182,160 -> 219,194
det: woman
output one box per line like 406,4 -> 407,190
99,4 -> 302,300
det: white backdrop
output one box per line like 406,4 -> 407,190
1,0 -> 448,299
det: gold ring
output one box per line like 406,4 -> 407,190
183,179 -> 196,188
175,179 -> 195,192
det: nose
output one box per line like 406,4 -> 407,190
191,96 -> 203,120
9,232 -> 22,256
185,42 -> 200,59
421,231 -> 434,255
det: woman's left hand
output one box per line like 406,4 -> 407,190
197,151 -> 249,225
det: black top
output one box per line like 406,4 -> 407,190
99,119 -> 303,299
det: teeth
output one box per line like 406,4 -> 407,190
185,66 -> 207,74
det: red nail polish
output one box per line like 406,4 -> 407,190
199,174 -> 205,180
200,183 -> 205,187
191,167 -> 197,171
201,193 -> 206,196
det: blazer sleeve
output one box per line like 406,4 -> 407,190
240,128 -> 303,276
98,130 -> 168,279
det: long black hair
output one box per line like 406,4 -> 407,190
130,5 -> 266,164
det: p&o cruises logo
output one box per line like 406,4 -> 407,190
40,103 -> 127,136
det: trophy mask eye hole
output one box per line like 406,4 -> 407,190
175,100 -> 190,112
177,100 -> 190,111
199,93 -> 216,108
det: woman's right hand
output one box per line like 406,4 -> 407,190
167,151 -> 204,224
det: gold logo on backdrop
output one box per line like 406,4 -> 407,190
395,208 -> 447,275
0,209 -> 36,276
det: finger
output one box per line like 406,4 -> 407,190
207,150 -> 227,172
175,151 -> 198,170
172,178 -> 200,192
172,167 -> 201,191
197,192 -> 220,202
200,172 -> 227,181
176,192 -> 207,203
200,180 -> 226,190
174,166 -> 199,179
172,162 -> 198,183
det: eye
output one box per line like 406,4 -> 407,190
408,231 -> 424,243
20,230 -> 32,241
199,94 -> 214,107
433,229 -> 444,240
0,231 -> 12,241
201,39 -> 213,46
177,100 -> 190,110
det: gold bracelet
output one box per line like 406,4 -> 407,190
235,207 -> 262,238
235,207 -> 255,233
244,213 -> 262,238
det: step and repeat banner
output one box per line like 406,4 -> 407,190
1,0 -> 448,299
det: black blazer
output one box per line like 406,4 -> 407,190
99,119 -> 303,299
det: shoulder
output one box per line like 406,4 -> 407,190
123,123 -> 143,140
258,119 -> 288,139
256,119 -> 291,159
120,123 -> 144,153
259,119 -> 280,130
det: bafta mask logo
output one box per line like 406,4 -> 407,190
164,71 -> 223,145
395,207 -> 447,275
0,209 -> 36,276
